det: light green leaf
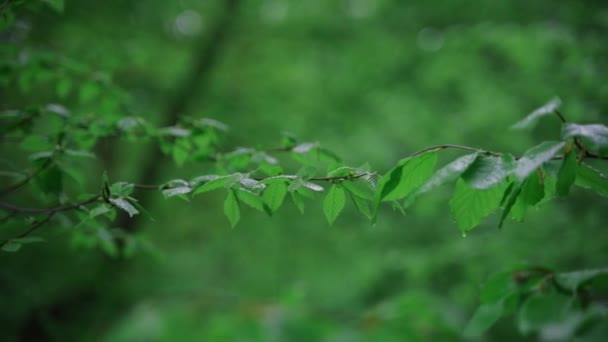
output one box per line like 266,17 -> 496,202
575,164 -> 608,198
56,78 -> 72,98
511,97 -> 561,130
324,185 -> 346,225
562,123 -> 608,154
42,0 -> 65,12
327,166 -> 357,178
19,135 -> 52,151
517,294 -> 570,334
510,172 -> 545,221
464,302 -> 505,337
239,178 -> 265,192
110,182 -> 134,197
350,193 -> 372,219
79,81 -> 100,103
64,149 -> 96,159
172,144 -> 189,166
514,141 -> 565,182
462,154 -> 516,189
109,198 -> 139,217
224,190 -> 240,227
480,271 -> 518,304
193,174 -> 240,195
260,175 -> 296,185
236,189 -> 269,214
290,191 -> 305,214
162,186 -> 192,198
450,179 -> 506,234
343,180 -> 374,200
373,152 -> 438,221
263,182 -> 288,212
498,184 -> 522,228
556,150 -> 577,197
90,204 -> 112,218
405,153 -> 479,208
2,241 -> 22,252
555,268 -> 608,291
13,236 -> 44,244
292,142 -> 319,153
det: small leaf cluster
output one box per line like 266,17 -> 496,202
465,266 -> 608,339
374,99 -> 608,236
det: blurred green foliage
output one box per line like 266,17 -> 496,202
1,0 -> 608,341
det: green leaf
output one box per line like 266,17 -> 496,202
172,143 -> 189,166
377,151 -> 438,202
42,0 -> 65,12
450,179 -> 506,234
514,141 -> 565,182
109,198 -> 139,217
406,153 -> 479,207
556,149 -> 578,197
37,164 -> 63,195
517,293 -> 570,334
90,204 -> 112,218
239,178 -> 265,192
287,178 -> 324,193
64,149 -> 96,159
192,174 -> 239,195
510,172 -> 545,221
19,135 -> 52,151
224,190 -> 240,227
342,180 -> 374,200
260,175 -> 296,185
327,166 -> 357,178
575,164 -> 608,198
2,241 -> 22,252
555,268 -> 608,291
511,97 -> 561,130
290,191 -> 306,214
462,154 -> 516,189
562,123 -> 608,154
162,186 -> 192,198
480,271 -> 519,304
13,236 -> 44,244
498,184 -> 522,228
324,185 -> 346,225
464,302 -> 504,337
56,78 -> 72,98
350,193 -> 372,219
79,81 -> 100,103
110,182 -> 134,197
236,189 -> 270,214
262,182 -> 288,212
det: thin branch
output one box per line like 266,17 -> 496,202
0,213 -> 55,248
0,158 -> 52,197
553,110 -> 567,124
410,144 -> 502,157
0,195 -> 101,214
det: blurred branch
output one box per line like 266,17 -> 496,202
0,195 -> 101,214
0,158 -> 52,197
0,213 -> 54,248
114,0 -> 243,234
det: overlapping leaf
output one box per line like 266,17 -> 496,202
562,123 -> 608,154
450,179 -> 507,234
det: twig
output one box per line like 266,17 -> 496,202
0,213 -> 55,248
0,195 -> 101,214
410,144 -> 502,157
0,158 -> 52,197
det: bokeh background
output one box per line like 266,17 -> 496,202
1,0 -> 608,340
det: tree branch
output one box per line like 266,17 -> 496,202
0,195 -> 101,214
0,157 -> 52,197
